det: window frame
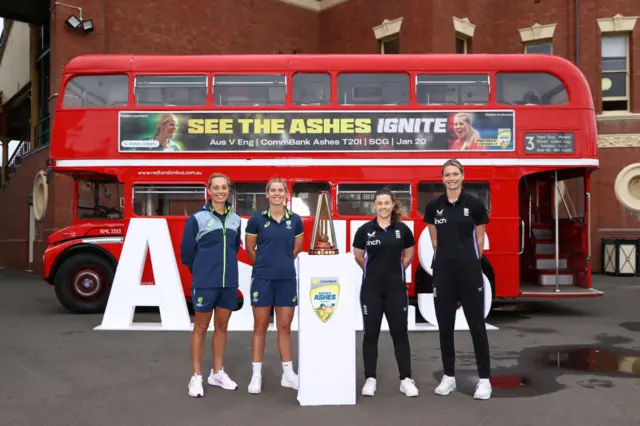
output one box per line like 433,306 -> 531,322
524,42 -> 553,55
131,183 -> 207,218
75,178 -> 125,221
337,72 -> 411,106
291,181 -> 332,217
335,183 -> 413,217
61,74 -> 130,109
292,72 -> 331,106
133,74 -> 209,107
415,73 -> 491,106
380,37 -> 400,54
229,181 -> 270,216
494,72 -> 569,106
601,34 -> 630,112
212,73 -> 288,107
417,181 -> 492,213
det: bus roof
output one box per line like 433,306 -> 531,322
63,53 -> 585,76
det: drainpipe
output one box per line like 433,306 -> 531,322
574,0 -> 580,66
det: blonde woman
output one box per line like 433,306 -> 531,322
450,112 -> 484,151
423,159 -> 492,400
180,173 -> 242,397
244,178 -> 304,394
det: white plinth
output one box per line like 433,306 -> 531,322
296,252 -> 359,406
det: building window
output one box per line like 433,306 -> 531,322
453,17 -> 475,53
373,18 -> 403,54
601,35 -> 629,112
525,42 -> 553,54
381,37 -> 400,54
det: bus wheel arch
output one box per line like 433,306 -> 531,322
480,255 -> 496,299
52,246 -> 117,314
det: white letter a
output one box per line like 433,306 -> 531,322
96,218 -> 192,331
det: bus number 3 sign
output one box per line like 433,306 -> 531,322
95,218 -> 497,332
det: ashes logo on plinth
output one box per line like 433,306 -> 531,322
309,277 -> 339,323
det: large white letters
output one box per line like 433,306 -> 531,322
96,218 -> 192,331
96,218 -> 497,332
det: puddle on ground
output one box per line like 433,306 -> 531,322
620,322 -> 640,332
490,375 -> 530,390
543,347 -> 640,377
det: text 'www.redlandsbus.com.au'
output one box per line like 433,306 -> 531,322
137,170 -> 203,176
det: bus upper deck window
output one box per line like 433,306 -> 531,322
62,75 -> 129,108
496,73 -> 568,105
416,74 -> 489,105
213,75 -> 286,106
293,73 -> 330,105
338,73 -> 409,105
134,75 -> 207,106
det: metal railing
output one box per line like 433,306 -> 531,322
1,114 -> 51,186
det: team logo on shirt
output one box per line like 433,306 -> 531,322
309,277 -> 340,323
464,208 -> 469,216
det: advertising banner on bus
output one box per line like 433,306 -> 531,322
118,110 -> 515,153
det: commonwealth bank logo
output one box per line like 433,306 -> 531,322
309,277 -> 339,323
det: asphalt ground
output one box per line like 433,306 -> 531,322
1,267 -> 639,426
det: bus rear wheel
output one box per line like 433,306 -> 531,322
54,253 -> 114,314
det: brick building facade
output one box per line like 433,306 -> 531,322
0,0 -> 639,275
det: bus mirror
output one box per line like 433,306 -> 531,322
614,163 -> 640,213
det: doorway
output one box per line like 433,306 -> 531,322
518,169 -> 595,296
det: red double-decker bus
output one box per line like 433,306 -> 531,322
39,53 -> 602,314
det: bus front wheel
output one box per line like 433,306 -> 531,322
54,253 -> 114,314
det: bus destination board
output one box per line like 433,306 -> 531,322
524,132 -> 575,154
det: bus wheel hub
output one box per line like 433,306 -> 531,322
73,270 -> 101,298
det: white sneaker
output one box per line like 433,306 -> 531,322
434,375 -> 457,396
474,378 -> 492,400
208,368 -> 238,390
400,378 -> 419,397
248,374 -> 262,394
188,374 -> 204,397
281,371 -> 299,390
361,378 -> 377,396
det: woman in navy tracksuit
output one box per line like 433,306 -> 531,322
180,173 -> 242,398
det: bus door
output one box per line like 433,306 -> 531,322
519,170 -> 591,295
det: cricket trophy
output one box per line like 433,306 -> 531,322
308,191 -> 339,255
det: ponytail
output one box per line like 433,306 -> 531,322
391,200 -> 403,221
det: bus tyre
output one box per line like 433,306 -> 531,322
54,253 -> 114,314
